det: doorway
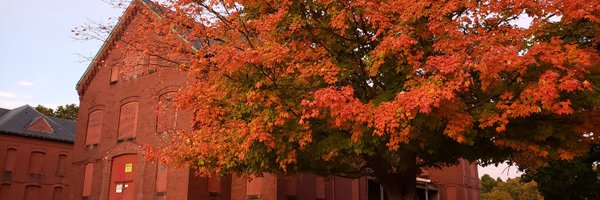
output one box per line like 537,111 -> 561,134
108,154 -> 137,200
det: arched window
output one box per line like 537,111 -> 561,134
56,154 -> 68,177
118,102 -> 139,140
4,148 -> 17,172
23,185 -> 41,200
157,92 -> 177,132
122,52 -> 149,80
285,176 -> 297,199
0,184 -> 10,200
246,176 -> 263,196
85,110 -> 103,145
208,176 -> 220,197
52,187 -> 63,200
28,151 -> 46,175
111,66 -> 119,83
82,163 -> 94,197
316,177 -> 326,200
155,162 -> 168,195
446,186 -> 457,200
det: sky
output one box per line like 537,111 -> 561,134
0,0 -> 123,109
0,0 -> 523,181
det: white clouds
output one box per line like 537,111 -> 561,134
0,92 -> 33,99
17,81 -> 34,87
0,92 -> 18,98
0,100 -> 28,109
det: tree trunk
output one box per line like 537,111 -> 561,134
373,154 -> 418,200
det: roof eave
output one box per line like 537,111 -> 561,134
0,131 -> 75,144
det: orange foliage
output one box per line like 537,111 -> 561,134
132,0 -> 600,184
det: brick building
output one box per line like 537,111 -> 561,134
0,105 -> 76,200
68,0 -> 479,200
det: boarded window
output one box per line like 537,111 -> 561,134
155,162 -> 168,193
4,149 -> 17,172
122,53 -> 149,80
56,154 -> 68,177
85,110 -> 103,145
351,179 -> 360,200
315,177 -> 325,199
83,163 -> 94,197
111,66 -> 119,83
0,184 -> 10,200
28,152 -> 46,175
148,55 -> 159,74
286,176 -> 297,196
446,186 -> 457,200
208,176 -> 220,193
157,92 -> 177,132
23,185 -> 41,200
52,187 -> 63,200
246,176 -> 263,195
118,102 -> 138,140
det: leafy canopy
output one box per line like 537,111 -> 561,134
135,0 -> 600,197
35,104 -> 79,120
522,145 -> 600,200
481,176 -> 543,200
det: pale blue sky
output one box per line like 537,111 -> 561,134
0,0 -> 123,109
0,0 -> 522,180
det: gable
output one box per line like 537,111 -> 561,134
26,117 -> 54,134
76,0 -> 157,96
0,105 -> 75,143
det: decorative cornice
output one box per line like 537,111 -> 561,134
76,0 -> 151,97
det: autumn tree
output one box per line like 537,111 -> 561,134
35,104 -> 79,120
131,0 -> 600,199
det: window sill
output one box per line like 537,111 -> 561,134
156,192 -> 166,196
85,144 -> 98,149
117,137 -> 136,143
246,195 -> 262,200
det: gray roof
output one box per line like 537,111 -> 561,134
0,108 -> 9,116
0,105 -> 76,143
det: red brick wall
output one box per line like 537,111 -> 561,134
69,2 -> 195,200
0,134 -> 73,200
427,159 -> 480,200
26,118 -> 54,133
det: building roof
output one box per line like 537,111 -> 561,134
0,105 -> 76,143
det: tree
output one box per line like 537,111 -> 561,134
522,145 -> 600,200
481,174 -> 498,194
481,177 -> 543,200
34,105 -> 54,117
35,104 -> 79,120
483,190 -> 512,200
132,0 -> 600,199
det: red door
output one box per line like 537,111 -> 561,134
108,154 -> 137,200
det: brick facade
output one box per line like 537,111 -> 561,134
0,134 -> 73,200
0,105 -> 75,200
69,1 -> 480,200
